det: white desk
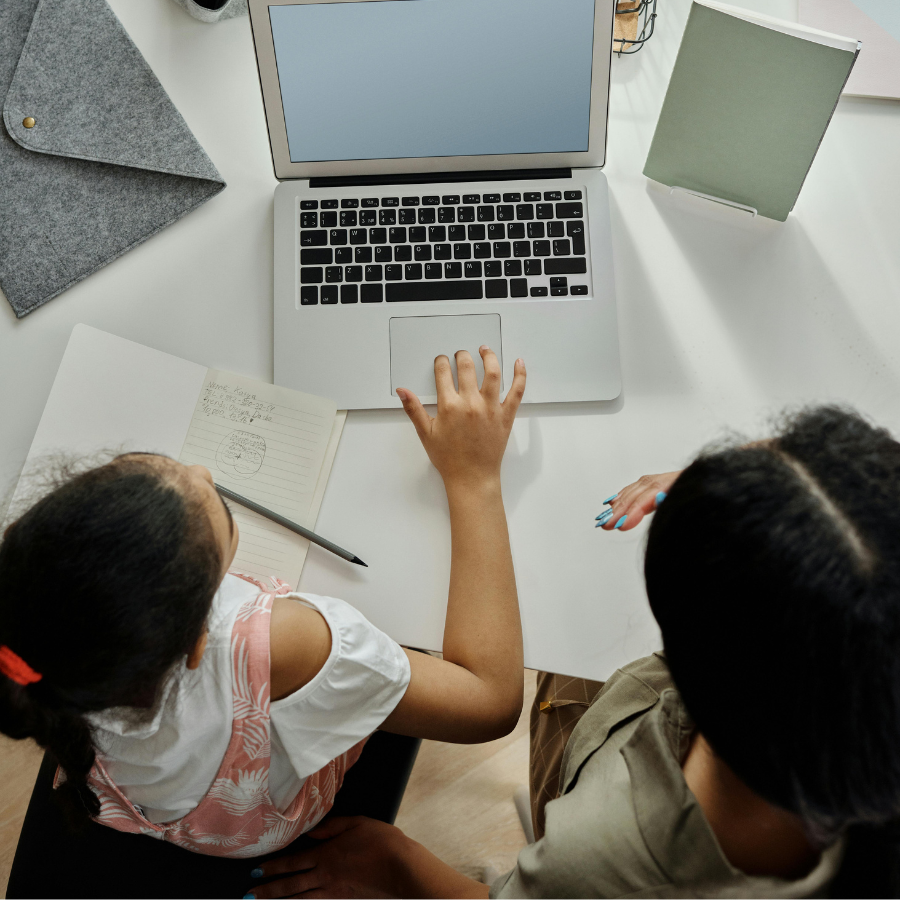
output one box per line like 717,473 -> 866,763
2,0 -> 899,679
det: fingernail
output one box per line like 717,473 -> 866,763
603,493 -> 617,505
243,894 -> 256,899
656,491 -> 667,505
614,515 -> 627,529
250,868 -> 264,879
396,389 -> 407,400
480,344 -> 489,351
595,509 -> 613,524
517,358 -> 524,365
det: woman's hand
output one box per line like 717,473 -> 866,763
597,471 -> 682,532
396,347 -> 526,491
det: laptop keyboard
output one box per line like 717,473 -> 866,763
297,190 -> 589,305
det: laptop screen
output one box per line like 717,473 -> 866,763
269,0 -> 596,164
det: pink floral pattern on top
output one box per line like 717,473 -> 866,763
73,574 -> 366,857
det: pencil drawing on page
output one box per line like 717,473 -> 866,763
216,430 -> 266,479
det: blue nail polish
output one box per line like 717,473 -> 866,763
595,509 -> 613,526
595,508 -> 614,521
243,894 -> 256,899
250,868 -> 264,879
603,493 -> 617,505
614,515 -> 627,529
656,491 -> 667,506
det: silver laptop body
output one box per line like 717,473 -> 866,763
249,0 -> 621,408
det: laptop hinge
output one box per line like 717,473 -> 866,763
308,168 -> 573,189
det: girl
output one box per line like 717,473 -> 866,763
253,406 -> 900,898
0,348 -> 526,858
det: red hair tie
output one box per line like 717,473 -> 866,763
0,645 -> 41,685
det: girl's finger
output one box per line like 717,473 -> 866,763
502,358 -> 526,418
250,869 -> 321,899
479,346 -> 502,403
601,487 -> 664,531
433,355 -> 456,407
455,350 -> 479,396
396,388 -> 432,442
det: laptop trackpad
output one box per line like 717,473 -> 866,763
390,314 -> 503,400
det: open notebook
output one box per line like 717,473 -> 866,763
10,325 -> 345,586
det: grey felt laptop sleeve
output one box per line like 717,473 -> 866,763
0,0 -> 226,318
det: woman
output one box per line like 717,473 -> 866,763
245,406 -> 900,898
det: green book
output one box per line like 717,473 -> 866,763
644,1 -> 859,221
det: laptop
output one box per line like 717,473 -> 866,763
249,0 -> 621,408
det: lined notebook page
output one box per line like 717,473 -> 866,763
179,369 -> 338,586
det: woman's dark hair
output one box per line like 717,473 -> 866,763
0,455 -> 222,823
645,406 -> 900,897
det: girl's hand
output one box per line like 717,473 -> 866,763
396,348 -> 526,491
597,471 -> 682,532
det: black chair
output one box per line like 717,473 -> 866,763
8,731 -> 420,899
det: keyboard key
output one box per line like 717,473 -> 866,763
375,246 -> 392,262
320,211 -> 337,227
300,285 -> 318,305
402,196 -> 420,206
434,243 -> 452,260
533,240 -> 551,257
335,247 -> 352,263
365,264 -> 383,281
341,199 -> 359,209
463,193 -> 480,203
504,260 -> 522,276
399,209 -> 416,225
477,206 -> 495,222
510,278 -> 528,298
425,263 -> 442,279
488,223 -> 505,240
524,192 -> 541,201
321,199 -> 339,209
555,202 -> 583,218
369,227 -> 387,244
536,204 -> 553,220
551,286 -> 568,296
414,244 -> 432,261
547,221 -> 565,238
468,224 -> 486,241
345,265 -> 363,282
405,263 -> 423,280
571,285 -> 588,295
567,221 -> 586,255
428,226 -> 446,242
423,195 -> 440,205
453,243 -> 471,259
300,248 -> 332,265
473,242 -> 491,259
362,198 -> 379,207
355,247 -> 373,263
497,205 -> 514,221
564,190 -> 582,200
513,241 -> 531,258
493,242 -> 511,258
543,191 -> 561,201
300,212 -> 318,228
382,197 -> 399,206
503,192 -> 521,203
524,259 -> 542,275
550,277 -> 567,287
389,227 -> 407,243
379,209 -> 396,225
385,264 -> 402,280
325,265 -> 343,282
544,257 -> 588,275
341,284 -> 358,303
330,229 -> 347,245
442,194 -> 460,205
465,261 -> 482,278
301,266 -> 323,283
409,226 -> 427,242
484,193 -> 501,203
527,222 -> 545,239
321,285 -> 338,303
387,281 -> 484,301
531,286 -> 548,297
361,284 -> 384,302
438,207 -> 456,224
507,223 -> 525,239
458,206 -> 475,223
359,210 -> 377,225
445,262 -> 462,278
349,229 -> 367,245
394,245 -> 412,261
418,208 -> 436,224
484,261 -> 502,277
448,225 -> 466,241
553,239 -> 571,256
300,199 -> 318,209
485,279 -> 508,298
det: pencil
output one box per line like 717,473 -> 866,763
214,483 -> 367,568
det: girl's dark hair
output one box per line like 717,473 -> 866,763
0,455 -> 222,823
645,406 -> 900,897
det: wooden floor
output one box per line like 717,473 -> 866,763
0,671 -> 536,897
